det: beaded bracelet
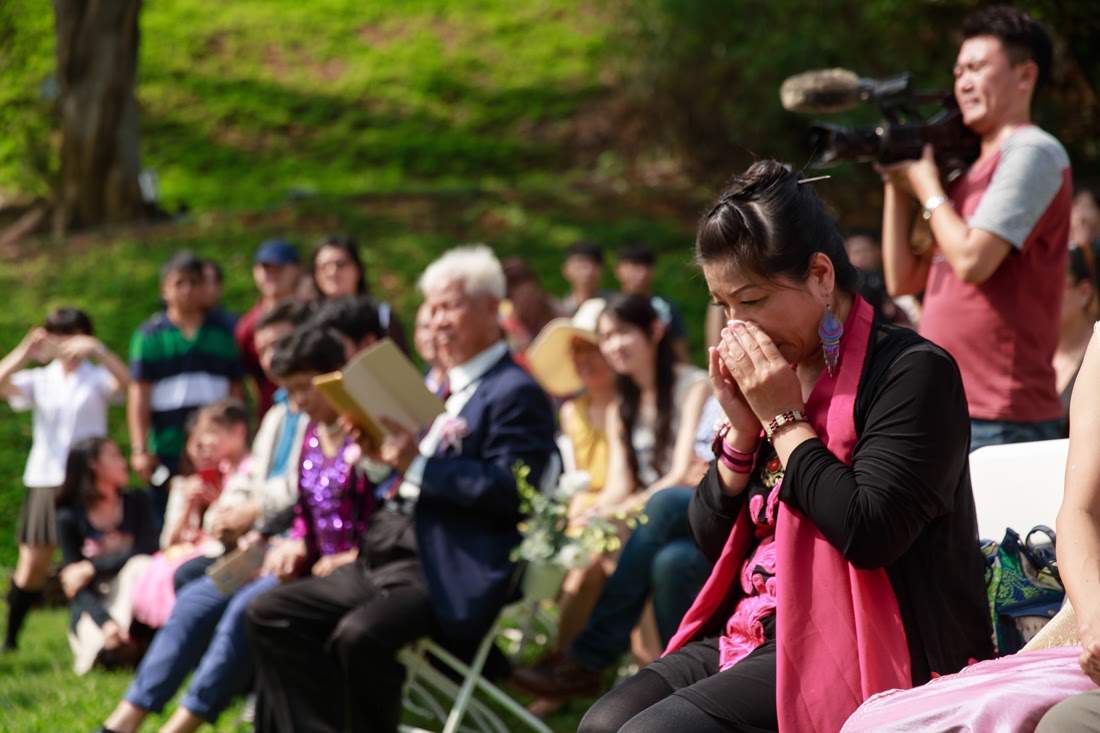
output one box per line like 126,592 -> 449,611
764,409 -> 808,440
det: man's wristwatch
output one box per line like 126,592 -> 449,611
921,195 -> 949,221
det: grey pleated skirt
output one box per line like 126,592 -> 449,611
16,485 -> 59,545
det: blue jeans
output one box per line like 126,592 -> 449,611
125,573 -> 276,722
569,487 -> 712,670
970,418 -> 1064,452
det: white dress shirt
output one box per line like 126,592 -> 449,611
399,340 -> 509,499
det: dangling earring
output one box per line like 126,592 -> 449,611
819,301 -> 843,377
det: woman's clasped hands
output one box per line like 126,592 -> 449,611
710,319 -> 803,437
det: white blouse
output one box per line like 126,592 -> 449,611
9,360 -> 122,487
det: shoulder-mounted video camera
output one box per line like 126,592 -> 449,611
779,69 -> 980,169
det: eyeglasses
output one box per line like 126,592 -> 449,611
316,259 -> 352,273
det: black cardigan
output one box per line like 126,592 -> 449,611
56,490 -> 158,628
690,322 -> 994,685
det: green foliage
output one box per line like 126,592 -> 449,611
0,2 -> 57,196
512,462 -> 645,568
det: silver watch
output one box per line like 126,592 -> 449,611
921,195 -> 948,221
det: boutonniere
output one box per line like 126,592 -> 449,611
342,442 -> 362,465
438,416 -> 470,452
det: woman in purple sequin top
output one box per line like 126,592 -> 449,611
291,424 -> 372,563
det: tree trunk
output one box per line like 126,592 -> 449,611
52,0 -> 144,233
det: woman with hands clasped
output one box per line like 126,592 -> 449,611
0,308 -> 129,652
578,160 -> 992,733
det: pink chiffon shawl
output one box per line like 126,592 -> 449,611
665,296 -> 912,733
841,646 -> 1097,733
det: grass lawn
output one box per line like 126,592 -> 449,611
1,601 -> 596,732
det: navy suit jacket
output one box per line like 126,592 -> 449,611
415,351 -> 557,640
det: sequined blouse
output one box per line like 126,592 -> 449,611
290,423 -> 374,563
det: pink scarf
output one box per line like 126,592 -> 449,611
666,296 -> 912,733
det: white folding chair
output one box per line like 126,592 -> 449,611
968,438 -> 1069,541
398,594 -> 555,733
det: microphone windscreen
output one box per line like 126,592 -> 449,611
780,69 -> 862,114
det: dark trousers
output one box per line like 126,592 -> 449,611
244,557 -> 434,733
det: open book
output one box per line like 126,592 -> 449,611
312,338 -> 445,446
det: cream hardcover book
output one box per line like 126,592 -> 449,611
311,338 -> 445,445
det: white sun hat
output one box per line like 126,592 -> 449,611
526,297 -> 607,397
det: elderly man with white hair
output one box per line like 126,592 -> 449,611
244,245 -> 559,733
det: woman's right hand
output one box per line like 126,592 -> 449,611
262,537 -> 306,582
708,344 -> 758,442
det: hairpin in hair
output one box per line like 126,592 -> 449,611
797,175 -> 831,185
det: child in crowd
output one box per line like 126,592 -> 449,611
130,399 -> 251,629
56,437 -> 158,675
128,250 -> 245,527
0,307 -> 129,651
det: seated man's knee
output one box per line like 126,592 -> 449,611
328,610 -> 394,661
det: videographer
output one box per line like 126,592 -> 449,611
879,5 -> 1071,451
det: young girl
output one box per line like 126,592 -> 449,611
130,399 -> 252,629
55,437 -> 158,674
0,308 -> 129,651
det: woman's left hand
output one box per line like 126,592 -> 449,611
716,320 -> 804,426
311,549 -> 358,578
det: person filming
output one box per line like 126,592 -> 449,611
879,5 -> 1071,451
